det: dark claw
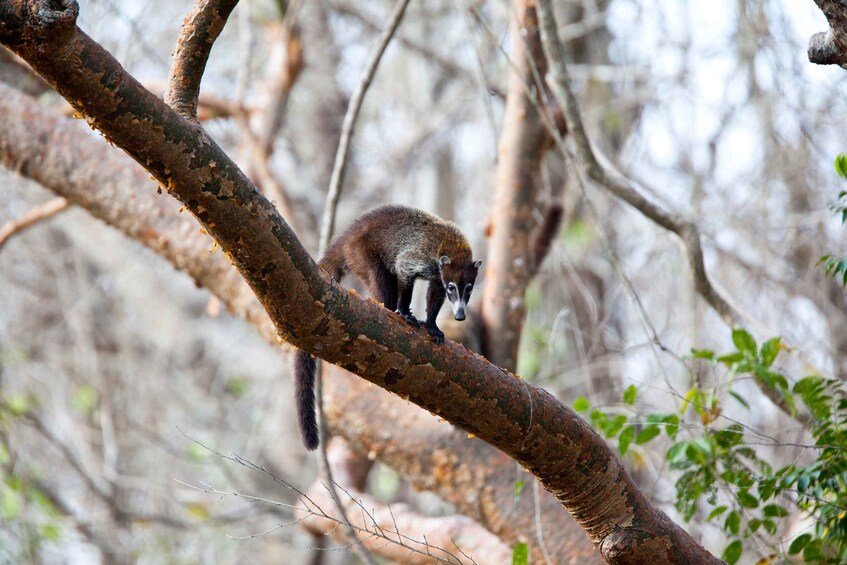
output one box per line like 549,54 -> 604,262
398,311 -> 422,327
426,323 -> 445,344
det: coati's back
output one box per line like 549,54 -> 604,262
321,205 -> 472,281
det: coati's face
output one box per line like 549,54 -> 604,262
439,256 -> 483,321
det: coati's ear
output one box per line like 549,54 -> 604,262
439,256 -> 451,268
473,260 -> 483,269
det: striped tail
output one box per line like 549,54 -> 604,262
294,350 -> 319,450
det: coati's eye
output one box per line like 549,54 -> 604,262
447,282 -> 457,293
466,284 -> 473,293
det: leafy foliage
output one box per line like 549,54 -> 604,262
820,156 -> 847,286
0,400 -> 63,561
576,329 -> 847,564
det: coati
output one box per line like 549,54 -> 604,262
294,205 -> 482,450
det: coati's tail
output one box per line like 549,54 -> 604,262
294,350 -> 319,450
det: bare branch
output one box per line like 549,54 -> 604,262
0,196 -> 68,250
166,0 -> 241,119
318,0 -> 412,255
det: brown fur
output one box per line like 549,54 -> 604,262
293,205 -> 481,450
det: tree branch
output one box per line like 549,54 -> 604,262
318,0 -> 411,255
0,2 -> 721,562
0,196 -> 68,250
479,0 -> 552,370
301,439 -> 513,564
808,0 -> 847,66
166,0 -> 241,119
534,0 -> 811,428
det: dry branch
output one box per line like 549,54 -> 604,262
166,0 -> 241,119
300,439 -> 513,564
0,196 -> 68,250
319,0 -> 412,255
0,1 -> 722,562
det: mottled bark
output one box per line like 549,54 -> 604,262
165,0 -> 240,120
480,0 -> 550,370
0,2 -> 722,562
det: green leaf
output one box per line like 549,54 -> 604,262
635,426 -> 661,445
727,390 -> 750,409
663,414 -> 679,438
732,328 -> 757,354
681,388 -> 698,416
1,491 -> 19,520
736,490 -> 759,509
618,426 -> 634,456
690,348 -> 715,361
71,384 -> 99,416
512,542 -> 529,565
6,393 -> 28,416
707,505 -> 728,520
573,397 -> 590,412
225,376 -> 249,399
667,442 -> 688,465
836,154 -> 847,179
623,385 -> 637,405
513,479 -> 525,502
40,524 -> 61,542
603,415 -> 627,438
788,533 -> 812,555
725,510 -> 741,535
717,352 -> 744,366
722,539 -> 742,565
760,337 -> 781,367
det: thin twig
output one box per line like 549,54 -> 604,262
166,0 -> 241,120
0,197 -> 68,251
318,0 -> 413,256
311,3 -> 412,562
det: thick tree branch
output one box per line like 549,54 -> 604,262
808,0 -> 847,66
0,2 -> 721,562
166,0 -> 240,119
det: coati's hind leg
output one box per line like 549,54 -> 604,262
372,263 -> 399,310
346,246 -> 398,311
397,277 -> 422,327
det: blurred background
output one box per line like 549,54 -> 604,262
0,0 -> 845,562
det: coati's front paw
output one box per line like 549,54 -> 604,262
425,323 -> 445,344
398,311 -> 422,327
